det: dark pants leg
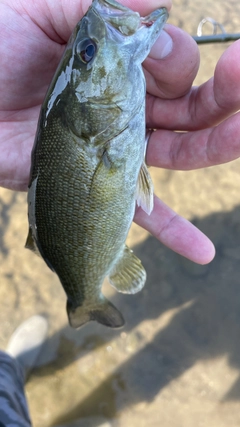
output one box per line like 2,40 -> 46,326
0,351 -> 31,427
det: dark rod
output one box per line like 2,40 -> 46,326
193,33 -> 240,44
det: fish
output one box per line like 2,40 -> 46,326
25,0 -> 168,329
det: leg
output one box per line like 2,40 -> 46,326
0,351 -> 31,427
0,315 -> 48,427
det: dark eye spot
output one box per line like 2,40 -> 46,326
77,39 -> 97,64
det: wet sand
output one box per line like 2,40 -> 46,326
1,0 -> 240,426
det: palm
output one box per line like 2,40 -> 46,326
0,0 -> 166,190
0,0 -> 87,190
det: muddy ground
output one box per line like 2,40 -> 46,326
1,0 -> 240,426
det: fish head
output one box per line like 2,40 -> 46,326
71,0 -> 168,96
44,0 -> 168,140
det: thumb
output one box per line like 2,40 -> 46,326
144,24 -> 200,99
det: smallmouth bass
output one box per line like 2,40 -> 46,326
26,0 -> 168,328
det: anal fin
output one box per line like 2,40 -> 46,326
109,245 -> 146,294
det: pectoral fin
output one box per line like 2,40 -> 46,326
135,161 -> 154,215
109,245 -> 146,294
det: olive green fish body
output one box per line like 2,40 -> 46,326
26,0 -> 168,328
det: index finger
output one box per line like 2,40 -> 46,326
146,39 -> 240,131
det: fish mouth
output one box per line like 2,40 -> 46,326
140,9 -> 169,29
92,0 -> 168,36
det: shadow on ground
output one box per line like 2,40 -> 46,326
25,205 -> 240,426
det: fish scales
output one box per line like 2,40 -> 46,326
26,0 -> 168,328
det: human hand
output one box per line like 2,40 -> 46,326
1,0 -> 239,266
0,0 -> 168,190
135,25 -> 240,264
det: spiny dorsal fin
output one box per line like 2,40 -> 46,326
109,245 -> 146,294
135,161 -> 154,215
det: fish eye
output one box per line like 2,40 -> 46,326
77,39 -> 97,64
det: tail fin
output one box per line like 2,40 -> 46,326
67,297 -> 125,329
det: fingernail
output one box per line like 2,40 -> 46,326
149,29 -> 173,59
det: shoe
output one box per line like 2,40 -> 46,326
6,315 -> 48,380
